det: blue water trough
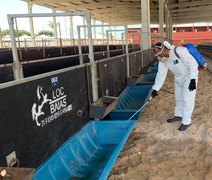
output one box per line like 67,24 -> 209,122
33,120 -> 136,180
150,62 -> 159,67
149,66 -> 158,73
135,72 -> 157,85
108,84 -> 153,120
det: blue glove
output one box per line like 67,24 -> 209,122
188,79 -> 196,91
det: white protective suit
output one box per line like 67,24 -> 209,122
152,46 -> 199,125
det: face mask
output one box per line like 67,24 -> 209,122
157,56 -> 168,63
161,57 -> 168,62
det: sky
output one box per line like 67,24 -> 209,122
0,0 -> 211,38
0,0 -> 109,38
0,0 -> 51,31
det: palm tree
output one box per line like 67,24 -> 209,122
48,20 -> 57,37
48,20 -> 54,29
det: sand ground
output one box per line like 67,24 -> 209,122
109,69 -> 212,180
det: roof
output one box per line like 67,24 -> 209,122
21,0 -> 212,25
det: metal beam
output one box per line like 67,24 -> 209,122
170,5 -> 212,13
172,10 -> 212,17
7,12 -> 89,18
168,0 -> 212,8
173,17 -> 212,24
21,0 -> 212,25
173,15 -> 212,20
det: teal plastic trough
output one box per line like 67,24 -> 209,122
136,72 -> 157,84
33,120 -> 136,180
149,66 -> 158,72
109,84 -> 153,120
150,62 -> 159,67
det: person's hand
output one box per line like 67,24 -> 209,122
151,90 -> 158,98
188,79 -> 196,91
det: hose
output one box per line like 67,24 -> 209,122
128,97 -> 152,120
160,89 -> 174,94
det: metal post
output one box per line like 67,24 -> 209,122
85,14 -> 98,102
114,26 -> 117,44
83,16 -> 86,39
141,0 -> 151,50
169,18 -> 173,43
77,26 -> 83,64
52,9 -> 58,46
159,0 -> 164,42
7,15 -> 24,79
139,29 -> 144,67
139,29 -> 142,50
27,2 -> 36,47
167,13 -> 170,41
42,38 -> 46,58
106,31 -> 110,58
58,22 -> 63,56
93,19 -> 96,40
132,34 -> 135,51
101,21 -> 104,44
125,26 -> 130,77
165,8 -> 169,40
70,16 -> 74,46
24,38 -> 27,49
121,33 -> 125,54
14,18 -> 23,61
0,26 -> 3,48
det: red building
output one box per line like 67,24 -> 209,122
128,24 -> 212,46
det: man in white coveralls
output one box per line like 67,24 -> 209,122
151,41 -> 199,131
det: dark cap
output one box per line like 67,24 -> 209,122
154,42 -> 163,49
154,42 -> 164,56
